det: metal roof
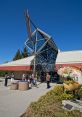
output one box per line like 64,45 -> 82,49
0,55 -> 35,66
56,50 -> 82,64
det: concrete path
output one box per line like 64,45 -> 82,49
0,78 -> 56,117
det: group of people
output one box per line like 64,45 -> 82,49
4,72 -> 51,89
22,72 -> 51,89
22,73 -> 38,87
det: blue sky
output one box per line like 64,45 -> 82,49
0,0 -> 82,64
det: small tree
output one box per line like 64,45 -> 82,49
13,49 -> 22,61
22,47 -> 28,58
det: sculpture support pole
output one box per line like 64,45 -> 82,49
33,57 -> 36,76
33,31 -> 37,77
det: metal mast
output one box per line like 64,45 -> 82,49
24,10 -> 37,76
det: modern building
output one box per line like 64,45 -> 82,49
0,11 -> 82,79
0,11 -> 58,79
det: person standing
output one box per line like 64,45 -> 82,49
46,72 -> 51,88
31,73 -> 38,87
11,73 -> 15,83
22,73 -> 26,81
25,74 -> 28,81
4,73 -> 9,86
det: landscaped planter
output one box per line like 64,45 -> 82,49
10,83 -> 18,90
18,81 -> 29,91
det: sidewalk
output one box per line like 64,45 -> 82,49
0,79 -> 56,117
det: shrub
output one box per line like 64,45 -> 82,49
21,85 -> 81,117
60,93 -> 74,100
52,85 -> 64,95
78,86 -> 82,96
64,80 -> 75,85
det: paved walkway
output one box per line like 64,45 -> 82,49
0,78 -> 56,117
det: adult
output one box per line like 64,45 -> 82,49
31,73 -> 38,87
25,74 -> 28,81
54,72 -> 60,83
4,73 -> 9,86
29,74 -> 32,83
22,73 -> 26,81
40,72 -> 45,82
11,73 -> 15,83
46,72 -> 51,88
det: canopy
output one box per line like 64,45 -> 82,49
0,56 -> 34,71
56,50 -> 82,70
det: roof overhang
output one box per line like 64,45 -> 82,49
0,55 -> 34,71
0,66 -> 32,71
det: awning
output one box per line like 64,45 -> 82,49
55,50 -> 82,70
0,55 -> 34,71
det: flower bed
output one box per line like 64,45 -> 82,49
58,66 -> 82,84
